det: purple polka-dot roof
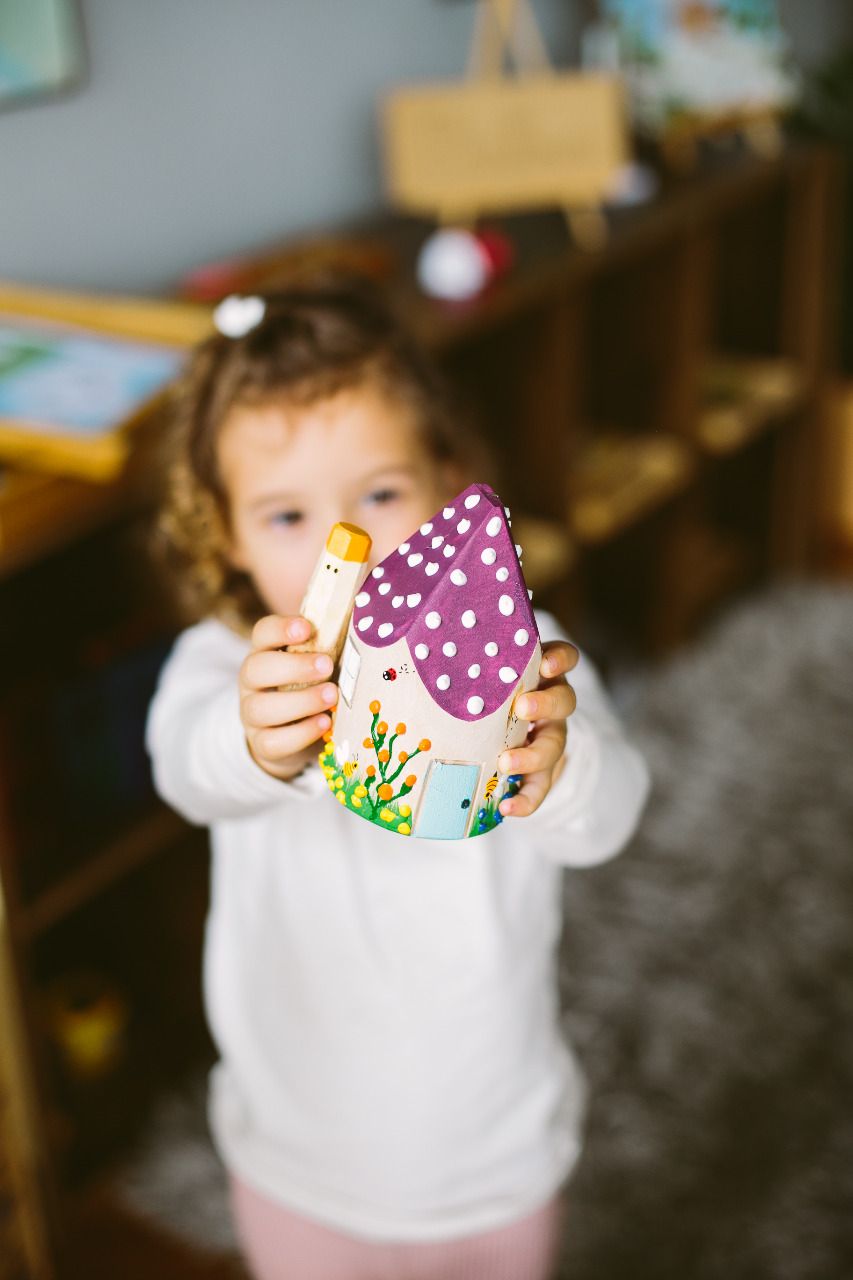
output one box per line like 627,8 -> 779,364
352,483 -> 539,721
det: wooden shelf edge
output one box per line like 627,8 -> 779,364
18,808 -> 189,941
696,354 -> 809,456
0,282 -> 212,347
569,431 -> 698,545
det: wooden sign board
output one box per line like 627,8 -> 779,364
381,72 -> 629,221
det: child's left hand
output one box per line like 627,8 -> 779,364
497,641 -> 578,818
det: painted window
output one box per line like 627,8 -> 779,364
338,636 -> 361,707
414,761 -> 480,840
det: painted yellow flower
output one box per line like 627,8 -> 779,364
337,791 -> 346,803
397,823 -> 411,835
399,805 -> 411,818
334,777 -> 344,789
352,797 -> 362,808
380,809 -> 394,822
354,785 -> 367,797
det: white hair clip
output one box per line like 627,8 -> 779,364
213,294 -> 266,338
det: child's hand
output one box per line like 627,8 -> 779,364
496,641 -> 578,818
239,615 -> 338,780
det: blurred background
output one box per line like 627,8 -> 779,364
2,2 -> 853,1278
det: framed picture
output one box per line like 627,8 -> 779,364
0,0 -> 86,111
588,0 -> 800,137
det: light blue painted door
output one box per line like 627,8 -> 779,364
414,762 -> 480,840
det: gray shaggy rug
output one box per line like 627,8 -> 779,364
116,582 -> 853,1277
558,581 -> 853,1280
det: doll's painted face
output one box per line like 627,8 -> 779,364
218,382 -> 458,620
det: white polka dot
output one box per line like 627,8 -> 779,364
420,522 -> 433,535
484,642 -> 499,656
468,663 -> 481,678
515,544 -> 523,556
407,593 -> 421,607
528,589 -> 533,600
357,616 -> 373,632
486,516 -> 501,536
499,666 -> 518,683
398,542 -> 410,555
457,518 -> 470,534
465,493 -> 481,508
514,629 -> 529,645
378,582 -> 391,595
392,595 -> 404,607
504,506 -> 511,516
450,569 -> 467,586
443,544 -> 455,558
425,562 -> 439,576
442,641 -> 457,656
431,535 -> 444,549
443,507 -> 455,519
436,674 -> 451,691
378,622 -> 394,638
372,566 -> 384,578
414,643 -> 430,659
425,612 -> 442,629
407,552 -> 423,567
355,592 -> 370,607
481,547 -> 497,565
461,610 -> 477,628
499,595 -> 515,616
496,567 -> 509,582
467,695 -> 484,715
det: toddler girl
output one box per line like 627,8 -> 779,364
146,281 -> 649,1280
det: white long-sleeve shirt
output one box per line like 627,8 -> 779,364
146,611 -> 648,1242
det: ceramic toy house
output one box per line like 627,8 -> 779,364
321,483 -> 540,839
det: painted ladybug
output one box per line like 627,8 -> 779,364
382,668 -> 397,681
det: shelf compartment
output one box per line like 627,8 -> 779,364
18,807 -> 187,942
511,513 -> 576,594
569,431 -> 697,545
696,355 -> 807,456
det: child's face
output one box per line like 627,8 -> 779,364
218,382 -> 459,619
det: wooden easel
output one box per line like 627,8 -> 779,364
381,0 -> 629,250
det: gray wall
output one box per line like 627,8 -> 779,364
0,0 -> 579,295
0,0 -> 849,297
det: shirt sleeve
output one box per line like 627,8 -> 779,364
145,619 -> 326,825
519,611 -> 650,867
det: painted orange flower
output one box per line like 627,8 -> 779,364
363,738 -> 373,749
376,721 -> 388,736
405,774 -> 417,788
370,700 -> 381,714
366,765 -> 376,777
378,749 -> 390,763
396,722 -> 406,735
398,751 -> 408,764
419,739 -> 431,752
377,783 -> 393,801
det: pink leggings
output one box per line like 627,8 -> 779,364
229,1176 -> 564,1280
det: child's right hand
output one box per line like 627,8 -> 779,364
238,615 -> 338,780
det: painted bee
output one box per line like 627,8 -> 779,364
342,761 -> 357,778
483,773 -> 498,800
382,668 -> 397,681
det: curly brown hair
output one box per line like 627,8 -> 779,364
156,279 -> 479,633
